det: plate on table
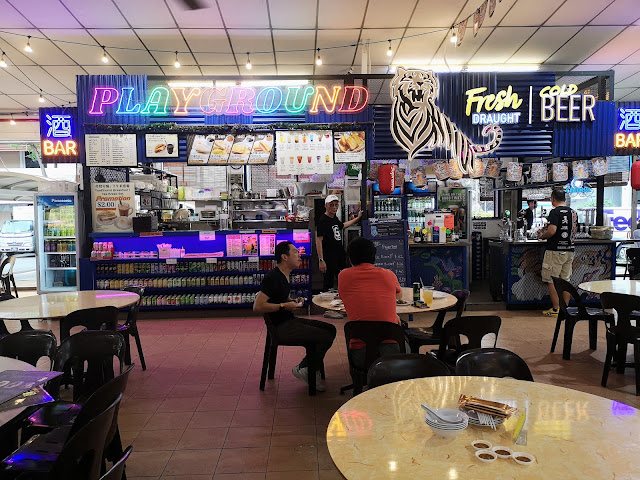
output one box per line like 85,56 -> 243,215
115,217 -> 133,230
433,291 -> 448,299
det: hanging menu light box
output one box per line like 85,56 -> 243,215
187,133 -> 274,166
85,134 -> 137,167
145,133 -> 179,158
276,130 -> 334,175
333,131 -> 366,163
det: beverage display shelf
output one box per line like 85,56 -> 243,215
140,302 -> 255,311
91,255 -> 310,262
44,236 -> 76,240
45,252 -> 77,255
96,269 -> 309,279
46,267 -> 76,271
98,284 -> 309,293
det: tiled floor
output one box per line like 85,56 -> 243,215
25,308 -> 640,480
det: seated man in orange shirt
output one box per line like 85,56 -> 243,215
338,237 -> 405,368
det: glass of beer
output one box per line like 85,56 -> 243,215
421,286 -> 435,307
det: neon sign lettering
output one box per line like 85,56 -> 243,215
619,108 -> 640,131
615,133 -> 640,149
541,94 -> 595,122
87,84 -> 369,117
465,85 -> 523,116
471,112 -> 521,125
42,112 -> 77,157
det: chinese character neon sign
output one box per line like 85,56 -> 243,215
615,108 -> 640,150
87,84 -> 369,117
42,112 -> 77,157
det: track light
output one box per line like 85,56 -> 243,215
101,47 -> 109,63
24,36 -> 33,53
315,48 -> 323,66
245,52 -> 252,70
39,90 -> 44,103
386,40 -> 393,56
450,28 -> 458,44
174,51 -> 180,68
10,115 -> 15,126
0,52 -> 6,68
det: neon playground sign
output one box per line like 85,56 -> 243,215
88,84 -> 369,117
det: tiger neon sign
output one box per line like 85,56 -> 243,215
88,84 -> 369,117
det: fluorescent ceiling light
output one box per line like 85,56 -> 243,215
167,81 -> 214,88
216,80 -> 310,87
392,64 -> 464,73
466,64 -> 540,72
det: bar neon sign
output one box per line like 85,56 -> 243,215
42,113 -> 77,156
88,84 -> 369,117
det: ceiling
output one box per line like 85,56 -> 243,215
1,0 -> 640,118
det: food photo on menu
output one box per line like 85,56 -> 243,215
209,134 -> 234,164
228,134 -> 255,164
146,134 -> 178,158
248,133 -> 274,164
187,134 -> 213,165
333,131 -> 366,162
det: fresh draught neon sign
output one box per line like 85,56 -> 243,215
88,85 -> 369,116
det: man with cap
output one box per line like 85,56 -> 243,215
316,195 -> 361,317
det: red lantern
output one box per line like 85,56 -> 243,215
632,161 -> 640,190
379,164 -> 395,194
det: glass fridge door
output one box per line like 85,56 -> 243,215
35,194 -> 79,293
407,195 -> 436,231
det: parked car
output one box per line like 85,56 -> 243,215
0,220 -> 34,252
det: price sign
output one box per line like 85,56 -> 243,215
206,258 -> 218,264
166,258 -> 177,265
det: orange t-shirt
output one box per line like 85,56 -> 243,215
338,264 -> 402,349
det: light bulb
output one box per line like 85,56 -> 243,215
245,52 -> 252,70
0,53 -> 7,68
450,29 -> 458,44
386,40 -> 393,56
174,51 -> 180,68
10,116 -> 16,126
25,36 -> 32,53
315,49 -> 322,66
39,94 -> 44,103
101,47 -> 109,63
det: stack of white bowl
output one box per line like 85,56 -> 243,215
424,407 -> 469,439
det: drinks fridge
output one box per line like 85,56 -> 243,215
35,194 -> 81,293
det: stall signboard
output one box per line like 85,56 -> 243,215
614,105 -> 640,154
91,182 -> 136,232
39,107 -> 79,163
276,130 -> 333,175
333,131 -> 366,163
362,219 -> 410,287
85,134 -> 137,167
226,235 -> 242,257
145,134 -> 178,158
87,83 -> 369,118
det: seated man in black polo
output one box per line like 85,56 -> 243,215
253,241 -> 337,392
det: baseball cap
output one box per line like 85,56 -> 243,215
325,194 -> 340,204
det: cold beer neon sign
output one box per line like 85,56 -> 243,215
88,84 -> 370,117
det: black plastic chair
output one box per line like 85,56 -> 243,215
0,291 -> 33,333
404,290 -> 470,353
552,276 -> 614,360
47,330 -> 126,402
436,316 -> 502,369
626,248 -> 640,280
59,306 -> 120,343
341,321 -> 407,396
0,330 -> 57,367
100,446 -> 132,480
367,353 -> 450,389
259,314 -> 325,396
2,393 -> 122,479
455,347 -> 534,381
119,286 -> 146,370
599,292 -> 640,395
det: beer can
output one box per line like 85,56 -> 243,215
413,282 -> 421,302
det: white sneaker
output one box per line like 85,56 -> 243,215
292,365 -> 327,392
315,371 -> 327,392
324,310 -> 344,319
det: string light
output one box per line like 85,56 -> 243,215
386,40 -> 393,56
24,36 -> 32,53
0,52 -> 6,68
174,51 -> 180,68
101,47 -> 109,63
315,48 -> 323,66
245,52 -> 252,70
450,28 -> 458,44
10,115 -> 15,126
38,89 -> 44,103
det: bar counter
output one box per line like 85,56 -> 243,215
487,238 -> 616,308
409,242 -> 471,292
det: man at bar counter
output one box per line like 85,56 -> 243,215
538,189 -> 576,316
253,241 -> 336,391
316,194 -> 361,319
338,237 -> 406,367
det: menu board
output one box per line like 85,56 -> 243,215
85,134 -> 137,166
226,235 -> 242,257
362,219 -> 410,287
229,134 -> 255,164
333,131 -> 366,163
187,134 -> 213,165
241,233 -> 258,256
248,133 -> 275,164
145,134 -> 178,158
91,182 -> 136,232
276,130 -> 334,175
259,234 -> 276,256
209,134 -> 233,164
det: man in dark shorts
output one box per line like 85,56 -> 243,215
316,194 -> 361,318
253,241 -> 336,391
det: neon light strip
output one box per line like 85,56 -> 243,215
90,85 -> 370,117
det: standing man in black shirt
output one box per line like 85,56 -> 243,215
253,241 -> 336,391
538,189 -> 576,316
524,200 -> 537,230
316,194 -> 361,292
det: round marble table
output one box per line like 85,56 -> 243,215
327,376 -> 640,479
0,290 -> 140,320
312,287 -> 457,315
0,356 -> 39,427
578,279 -> 640,296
